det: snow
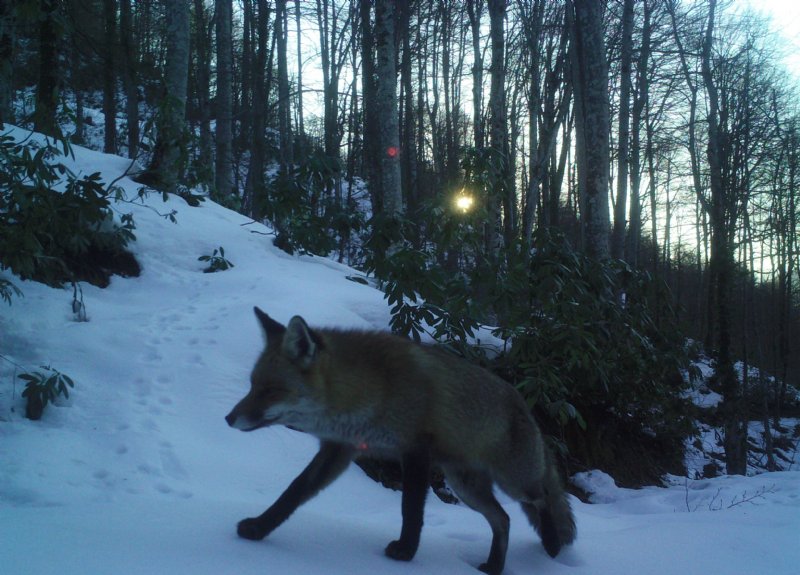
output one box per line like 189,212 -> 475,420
2,126 -> 799,574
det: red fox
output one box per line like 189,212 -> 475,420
225,308 -> 576,575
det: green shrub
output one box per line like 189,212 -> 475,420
0,130 -> 138,287
199,246 -> 234,273
20,366 -> 75,420
373,217 -> 695,485
266,151 -> 363,257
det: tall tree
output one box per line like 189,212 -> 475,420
626,0 -> 653,266
398,0 -> 418,219
466,0 -> 484,150
486,0 -> 507,255
102,0 -> 117,153
119,0 -> 139,158
276,0 -> 292,167
360,0 -> 380,215
0,1 -> 15,125
242,0 -> 272,216
192,0 -> 213,178
568,0 -> 611,261
34,0 -> 61,136
141,0 -> 190,193
215,0 -> 235,201
375,0 -> 402,216
611,0 -> 634,260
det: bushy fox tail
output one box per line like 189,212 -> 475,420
522,458 -> 576,558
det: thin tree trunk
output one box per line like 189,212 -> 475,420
612,0 -> 633,260
486,0 -> 506,256
215,0 -> 235,201
295,0 -> 305,150
466,0 -> 484,150
626,0 -> 652,266
120,0 -> 139,158
568,0 -> 611,261
0,1 -> 14,125
701,0 -> 747,475
399,0 -> 418,222
102,0 -> 117,154
142,0 -> 190,193
276,0 -> 292,168
243,0 -> 271,216
193,0 -> 213,181
375,0 -> 401,216
34,0 -> 60,136
360,0 -> 380,215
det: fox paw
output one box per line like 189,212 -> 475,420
237,518 -> 268,541
385,540 -> 416,562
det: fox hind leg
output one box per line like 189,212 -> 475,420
385,449 -> 431,562
444,466 -> 510,575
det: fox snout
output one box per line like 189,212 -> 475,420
225,405 -> 258,430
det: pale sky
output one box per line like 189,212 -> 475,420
743,0 -> 800,81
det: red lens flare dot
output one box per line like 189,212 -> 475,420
386,146 -> 399,158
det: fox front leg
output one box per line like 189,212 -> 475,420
385,448 -> 431,562
238,441 -> 355,540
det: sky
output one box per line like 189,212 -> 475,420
0,123 -> 799,575
742,0 -> 800,80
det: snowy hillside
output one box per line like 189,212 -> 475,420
1,128 -> 799,574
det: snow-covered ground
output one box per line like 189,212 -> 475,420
1,127 -> 799,574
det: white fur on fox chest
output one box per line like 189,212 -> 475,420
271,398 -> 402,453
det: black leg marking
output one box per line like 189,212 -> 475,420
385,449 -> 431,562
238,441 -> 354,541
445,467 -> 510,575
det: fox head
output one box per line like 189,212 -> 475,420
225,308 -> 322,432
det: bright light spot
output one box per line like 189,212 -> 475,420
455,194 -> 474,212
386,146 -> 399,158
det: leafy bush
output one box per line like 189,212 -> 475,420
198,246 -> 234,273
0,277 -> 22,304
489,231 -> 696,484
366,211 -> 480,357
20,366 -> 75,420
0,130 -> 139,287
373,216 -> 695,485
266,151 -> 363,257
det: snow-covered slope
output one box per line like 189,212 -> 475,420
1,128 -> 799,574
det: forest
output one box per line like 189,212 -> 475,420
1,0 -> 799,485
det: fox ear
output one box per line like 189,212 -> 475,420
283,316 -> 317,367
254,307 -> 286,347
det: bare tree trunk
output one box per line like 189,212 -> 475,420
522,4 -> 570,241
102,0 -> 117,154
399,0 -> 418,222
520,0 -> 544,241
120,0 -> 139,158
295,0 -> 305,150
701,0 -> 746,475
375,0 -> 402,216
215,0 -> 235,201
568,0 -> 610,261
0,1 -> 14,125
192,0 -> 213,181
34,0 -> 61,136
142,0 -> 190,193
276,0 -> 292,168
466,0 -> 484,150
626,0 -> 652,267
612,0 -> 633,260
242,0 -> 272,216
486,0 -> 507,256
360,0 -> 380,215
